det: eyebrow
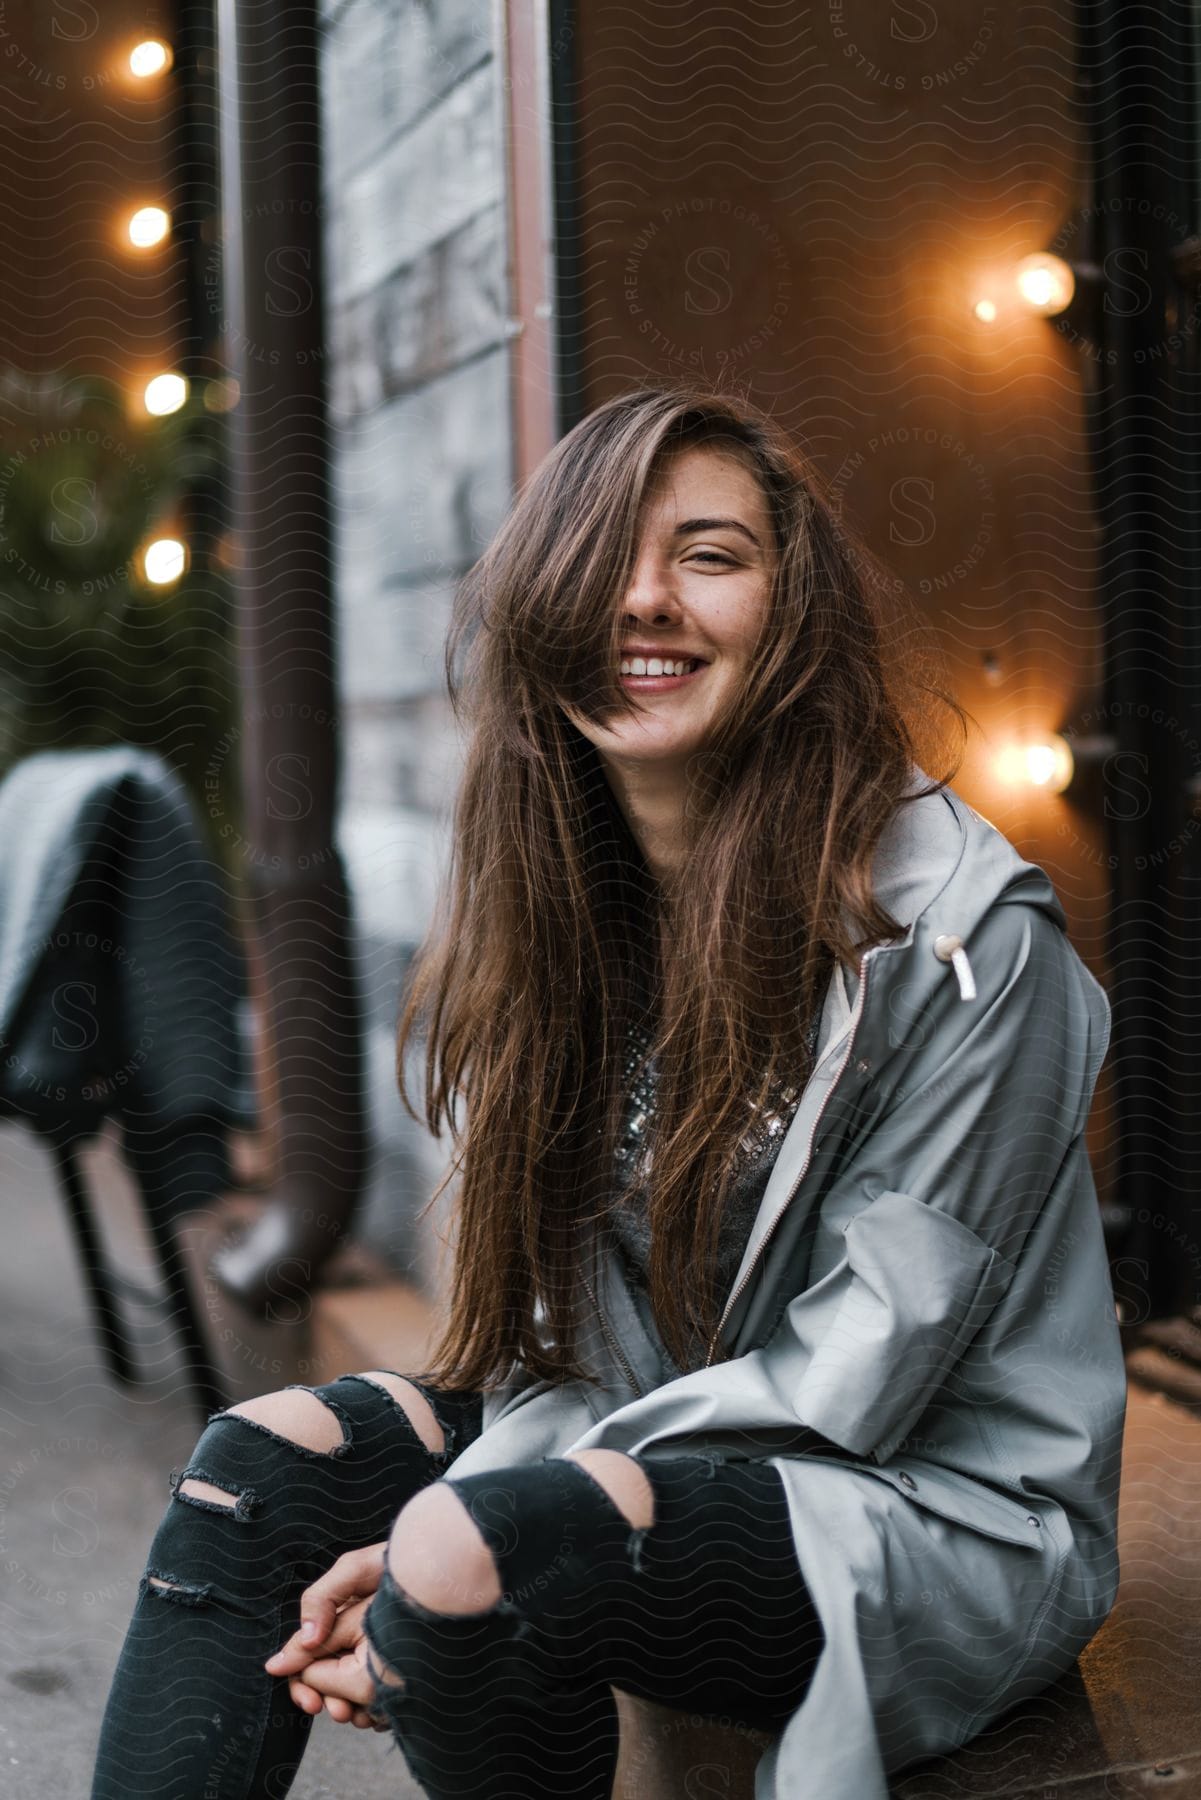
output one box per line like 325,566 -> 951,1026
672,516 -> 762,549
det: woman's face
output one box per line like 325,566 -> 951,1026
564,444 -> 775,775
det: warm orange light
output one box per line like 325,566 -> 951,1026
142,537 -> 188,586
973,298 -> 998,323
995,734 -> 1075,795
130,40 -> 173,78
144,373 -> 188,416
1015,253 -> 1075,317
128,206 -> 170,249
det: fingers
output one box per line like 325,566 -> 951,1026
271,1597 -> 368,1680
286,1631 -> 393,1730
301,1541 -> 385,1632
265,1546 -> 385,1675
351,1706 -> 389,1731
316,1601 -> 368,1656
300,1648 -> 377,1712
319,1699 -> 387,1730
290,1687 -> 386,1731
287,1676 -> 325,1717
267,1635 -> 322,1678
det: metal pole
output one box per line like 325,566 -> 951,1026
210,0 -> 368,1312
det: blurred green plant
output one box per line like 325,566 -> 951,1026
0,367 -> 244,882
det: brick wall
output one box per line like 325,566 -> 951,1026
318,0 -> 514,1284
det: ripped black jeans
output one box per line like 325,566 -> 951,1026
91,1372 -> 823,1799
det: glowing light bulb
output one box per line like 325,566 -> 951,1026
128,206 -> 170,248
995,734 -> 1075,795
1015,253 -> 1075,317
144,373 -> 188,416
973,298 -> 998,323
143,538 -> 187,586
130,40 -> 172,78
203,376 -> 240,413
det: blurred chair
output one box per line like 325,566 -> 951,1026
0,746 -> 256,1416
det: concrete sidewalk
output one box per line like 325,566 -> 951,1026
0,1124 -> 418,1799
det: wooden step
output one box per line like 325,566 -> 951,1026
311,1278 -> 440,1383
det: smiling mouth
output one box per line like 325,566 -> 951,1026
619,656 -> 705,685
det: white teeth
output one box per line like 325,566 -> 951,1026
619,657 -> 698,677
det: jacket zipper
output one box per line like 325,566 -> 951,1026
580,1267 -> 646,1398
703,942 -> 886,1369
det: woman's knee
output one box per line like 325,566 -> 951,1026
224,1386 -> 345,1454
346,1372 -> 446,1457
385,1482 -> 504,1616
564,1448 -> 655,1529
380,1450 -> 657,1626
173,1383 -> 348,1510
141,1372 -> 453,1611
178,1371 -> 446,1511
363,1455 -> 660,1713
154,1372 -> 445,1550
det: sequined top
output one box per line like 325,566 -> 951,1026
607,1008 -> 819,1373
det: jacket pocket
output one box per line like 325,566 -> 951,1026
852,1457 -> 1048,1549
789,1189 -> 1018,1465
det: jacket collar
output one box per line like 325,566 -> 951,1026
856,763 -> 1066,952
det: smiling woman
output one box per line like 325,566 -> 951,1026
412,383 -> 967,1389
91,385 -> 1123,1800
561,444 -> 777,884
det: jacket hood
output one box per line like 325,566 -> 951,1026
867,765 -> 1069,956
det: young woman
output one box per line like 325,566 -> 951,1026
92,384 -> 1126,1800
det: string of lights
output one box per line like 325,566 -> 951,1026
123,37 -> 189,592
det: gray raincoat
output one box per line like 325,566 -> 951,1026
440,770 -> 1126,1799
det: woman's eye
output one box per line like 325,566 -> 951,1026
687,552 -> 736,567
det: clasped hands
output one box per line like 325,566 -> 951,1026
265,1542 -> 392,1731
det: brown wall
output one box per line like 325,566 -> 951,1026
568,1 -> 1115,1196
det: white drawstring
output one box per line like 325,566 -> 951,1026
933,933 -> 976,1001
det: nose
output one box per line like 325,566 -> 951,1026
623,547 -> 682,629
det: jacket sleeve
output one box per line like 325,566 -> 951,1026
782,900 -> 1111,1465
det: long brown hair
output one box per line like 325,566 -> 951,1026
396,382 -> 967,1391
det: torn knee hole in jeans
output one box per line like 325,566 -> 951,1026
341,1373 -> 450,1461
169,1465 -> 260,1521
144,1568 -> 211,1607
555,1454 -> 664,1577
209,1387 -> 354,1460
375,1568 -> 536,1643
